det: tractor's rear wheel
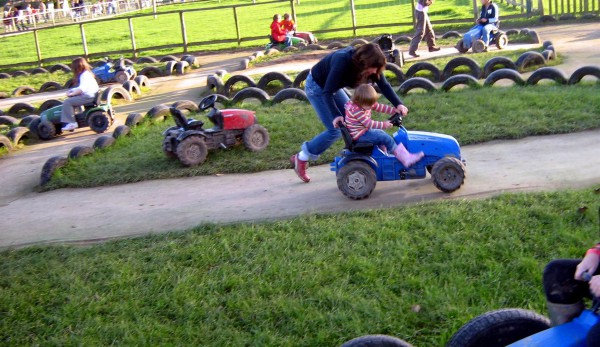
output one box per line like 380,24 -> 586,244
455,39 -> 469,53
243,124 -> 269,152
496,33 -> 509,49
88,111 -> 111,133
176,136 -> 208,166
337,161 -> 377,200
431,157 -> 465,193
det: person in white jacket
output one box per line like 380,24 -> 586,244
61,57 -> 99,131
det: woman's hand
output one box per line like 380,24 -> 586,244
332,116 -> 345,128
575,252 -> 600,280
395,104 -> 408,116
591,276 -> 600,297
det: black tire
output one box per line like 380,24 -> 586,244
483,68 -> 526,86
539,15 -> 557,23
37,120 -> 58,140
19,114 -> 39,127
495,33 -> 508,49
176,136 -> 208,166
136,56 -> 158,64
271,88 -> 308,104
12,70 -> 30,77
102,85 -> 132,102
31,67 -> 49,75
440,74 -> 480,92
38,99 -> 63,113
541,50 -> 555,61
175,61 -> 189,75
326,41 -> 345,49
337,161 -> 377,200
146,104 -> 171,121
0,92 -> 8,99
515,51 -> 546,71
0,73 -> 11,79
230,87 -> 270,105
223,75 -> 257,96
112,125 -> 130,139
125,112 -> 144,127
568,65 -> 600,85
93,135 -> 115,149
171,100 -> 199,113
12,86 -> 36,96
214,94 -> 231,107
406,62 -> 441,82
115,70 -> 130,84
122,80 -> 141,95
441,30 -> 462,39
442,57 -> 482,80
398,77 -> 437,95
455,39 -> 469,53
48,63 -> 71,73
385,62 -> 406,85
293,68 -> 310,88
350,38 -> 369,46
69,145 -> 95,159
242,124 -> 269,151
472,39 -> 486,53
162,135 -> 178,158
28,117 -> 41,138
0,134 -> 12,150
88,111 -> 112,133
526,67 -> 568,86
341,334 -> 414,347
207,75 -> 225,93
431,157 -> 465,193
181,55 -> 198,67
395,35 -> 411,43
63,78 -> 75,89
8,102 -> 36,115
6,126 -> 31,145
139,66 -> 163,78
527,29 -> 541,44
257,71 -> 293,90
542,40 -> 553,49
40,156 -> 68,186
134,75 -> 151,88
0,115 -> 19,126
482,57 -> 517,78
446,309 -> 550,347
159,55 -> 179,62
38,81 -> 63,93
164,60 -> 177,76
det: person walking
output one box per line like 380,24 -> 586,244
408,0 -> 440,57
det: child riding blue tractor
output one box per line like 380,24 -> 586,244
330,113 -> 466,200
92,57 -> 136,84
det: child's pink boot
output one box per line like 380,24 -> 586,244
393,143 -> 424,168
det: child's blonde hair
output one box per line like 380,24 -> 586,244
351,84 -> 378,108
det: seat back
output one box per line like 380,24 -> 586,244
377,34 -> 394,52
338,122 -> 374,154
83,91 -> 102,109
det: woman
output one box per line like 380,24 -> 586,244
290,43 -> 411,183
269,14 -> 291,47
61,57 -> 99,131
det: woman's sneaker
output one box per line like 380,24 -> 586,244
290,153 -> 310,183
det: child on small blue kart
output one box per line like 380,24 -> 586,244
333,84 -> 423,167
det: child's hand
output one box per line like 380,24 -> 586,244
383,120 -> 393,129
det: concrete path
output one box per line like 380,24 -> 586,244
0,23 -> 599,248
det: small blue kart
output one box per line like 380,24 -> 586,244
330,114 -> 466,200
92,57 -> 136,84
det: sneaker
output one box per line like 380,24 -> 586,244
408,51 -> 420,58
428,46 -> 441,52
61,122 -> 78,132
290,154 -> 310,183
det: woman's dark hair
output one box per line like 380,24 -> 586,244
350,43 -> 387,86
272,14 -> 280,21
71,57 -> 92,86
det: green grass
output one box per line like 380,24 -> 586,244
1,188 -> 599,346
43,84 -> 600,190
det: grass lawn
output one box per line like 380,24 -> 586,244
1,188 -> 599,345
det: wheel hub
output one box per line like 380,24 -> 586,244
346,171 -> 367,191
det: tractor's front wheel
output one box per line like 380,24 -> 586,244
37,120 -> 57,140
496,33 -> 509,49
162,135 -> 178,158
337,161 -> 376,200
88,111 -> 111,133
472,39 -> 487,53
176,136 -> 208,166
243,124 -> 270,152
431,157 -> 465,193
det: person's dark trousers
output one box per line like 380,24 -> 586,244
409,9 -> 436,53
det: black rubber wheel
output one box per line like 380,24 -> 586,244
0,73 -> 11,79
515,51 -> 546,71
455,39 -> 469,53
495,33 -> 508,49
93,135 -> 115,149
146,104 -> 171,121
162,134 -> 178,158
257,71 -> 293,90
441,31 -> 462,39
125,112 -> 144,127
69,145 -> 95,159
568,65 -> 600,85
175,61 -> 189,75
326,41 -> 345,49
28,117 -> 41,138
542,40 -> 553,49
293,68 -> 310,88
38,99 -> 63,113
405,62 -> 441,82
159,55 -> 179,62
431,157 -> 465,193
63,78 -> 75,89
102,85 -> 132,102
271,88 -> 307,104
230,87 -> 270,105
483,68 -> 525,86
88,111 -> 112,133
122,80 -> 141,95
112,125 -> 130,139
164,61 -> 176,76
40,156 -> 68,185
31,67 -> 49,75
134,75 -> 151,88
440,74 -> 480,92
0,115 -> 19,126
6,126 -> 31,145
12,86 -> 36,96
385,62 -> 406,85
136,56 -> 158,64
446,308 -> 550,347
398,77 -> 437,95
395,35 -> 412,43
182,55 -> 198,67
171,100 -> 199,113
223,75 -> 257,96
19,114 -> 39,127
243,124 -> 270,151
38,81 -> 63,93
37,120 -> 57,140
442,57 -> 482,80
341,334 -> 414,347
11,70 -> 29,77
0,134 -> 13,151
526,67 -> 568,86
482,57 -> 517,78
48,63 -> 71,73
541,50 -> 555,61
472,39 -> 486,53
176,136 -> 208,166
337,161 -> 377,200
139,66 -> 163,78
8,102 -> 36,115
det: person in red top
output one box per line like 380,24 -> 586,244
334,84 -> 423,168
270,14 -> 291,46
281,13 -> 296,33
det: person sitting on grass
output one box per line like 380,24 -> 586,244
61,57 -> 99,132
333,84 -> 424,168
269,13 -> 291,47
458,0 -> 499,51
281,12 -> 316,44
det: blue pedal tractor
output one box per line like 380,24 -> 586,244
330,114 -> 466,200
456,24 -> 508,53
